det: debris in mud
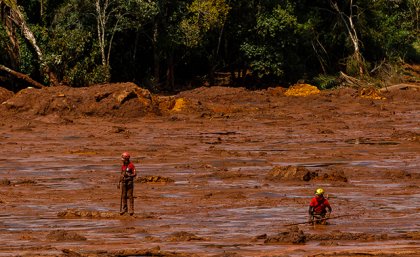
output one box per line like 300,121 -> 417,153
403,231 -> 420,240
136,175 -> 175,183
306,231 -> 388,241
316,169 -> 348,182
264,225 -> 306,244
212,252 -> 241,257
57,209 -> 156,219
360,87 -> 386,100
62,247 -> 194,257
208,169 -> 255,180
391,130 -> 420,142
307,250 -> 420,257
266,166 -> 348,182
284,83 -> 320,97
46,230 -> 86,241
14,179 -> 37,185
58,209 -> 120,218
382,170 -> 420,179
266,86 -> 287,96
171,98 -> 187,111
168,231 -> 206,242
0,178 -> 11,186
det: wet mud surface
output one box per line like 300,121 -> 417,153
0,84 -> 419,256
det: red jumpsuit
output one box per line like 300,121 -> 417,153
309,195 -> 332,224
120,162 -> 136,215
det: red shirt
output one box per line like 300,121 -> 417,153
121,162 -> 136,178
310,196 -> 331,213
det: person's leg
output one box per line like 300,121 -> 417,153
127,180 -> 134,215
313,214 -> 323,224
121,181 -> 128,214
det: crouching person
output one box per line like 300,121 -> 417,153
308,188 -> 332,225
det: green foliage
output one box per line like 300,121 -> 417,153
240,3 -> 308,80
40,27 -> 104,86
180,0 -> 230,48
313,74 -> 339,90
0,0 -> 418,89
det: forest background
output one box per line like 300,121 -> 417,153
0,0 -> 419,92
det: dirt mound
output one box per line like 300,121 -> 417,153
266,166 -> 348,182
284,83 -> 320,97
0,87 -> 13,103
264,225 -> 306,244
1,83 -> 418,120
178,86 -> 255,103
46,230 -> 86,241
1,83 -> 177,118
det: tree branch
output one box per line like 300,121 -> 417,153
0,64 -> 45,88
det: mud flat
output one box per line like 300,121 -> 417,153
0,84 -> 419,256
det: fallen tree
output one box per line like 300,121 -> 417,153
0,65 -> 44,89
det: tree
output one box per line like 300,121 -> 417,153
179,0 -> 230,85
0,0 -> 58,85
329,0 -> 365,77
94,0 -> 157,80
240,1 -> 310,83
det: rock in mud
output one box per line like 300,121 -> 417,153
266,165 -> 348,182
46,230 -> 86,241
266,166 -> 317,182
136,175 -> 175,183
168,231 -> 206,242
264,225 -> 306,244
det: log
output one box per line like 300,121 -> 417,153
0,65 -> 44,89
379,84 -> 420,92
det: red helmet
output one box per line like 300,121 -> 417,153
121,152 -> 130,160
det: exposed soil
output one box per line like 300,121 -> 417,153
0,82 -> 419,256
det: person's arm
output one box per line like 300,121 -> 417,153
117,167 -> 123,188
308,206 -> 314,222
132,167 -> 136,177
125,163 -> 136,178
325,199 -> 332,217
308,206 -> 314,215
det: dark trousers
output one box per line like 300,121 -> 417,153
311,212 -> 327,224
121,179 -> 134,214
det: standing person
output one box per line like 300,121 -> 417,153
118,152 -> 137,215
308,188 -> 332,225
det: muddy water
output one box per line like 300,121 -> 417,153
1,109 -> 420,256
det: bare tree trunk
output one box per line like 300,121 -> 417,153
166,53 -> 174,91
153,21 -> 160,84
1,4 -> 19,70
96,0 -> 107,67
330,0 -> 364,76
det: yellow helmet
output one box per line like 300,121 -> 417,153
315,188 -> 325,195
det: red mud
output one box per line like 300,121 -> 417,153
0,83 -> 419,256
